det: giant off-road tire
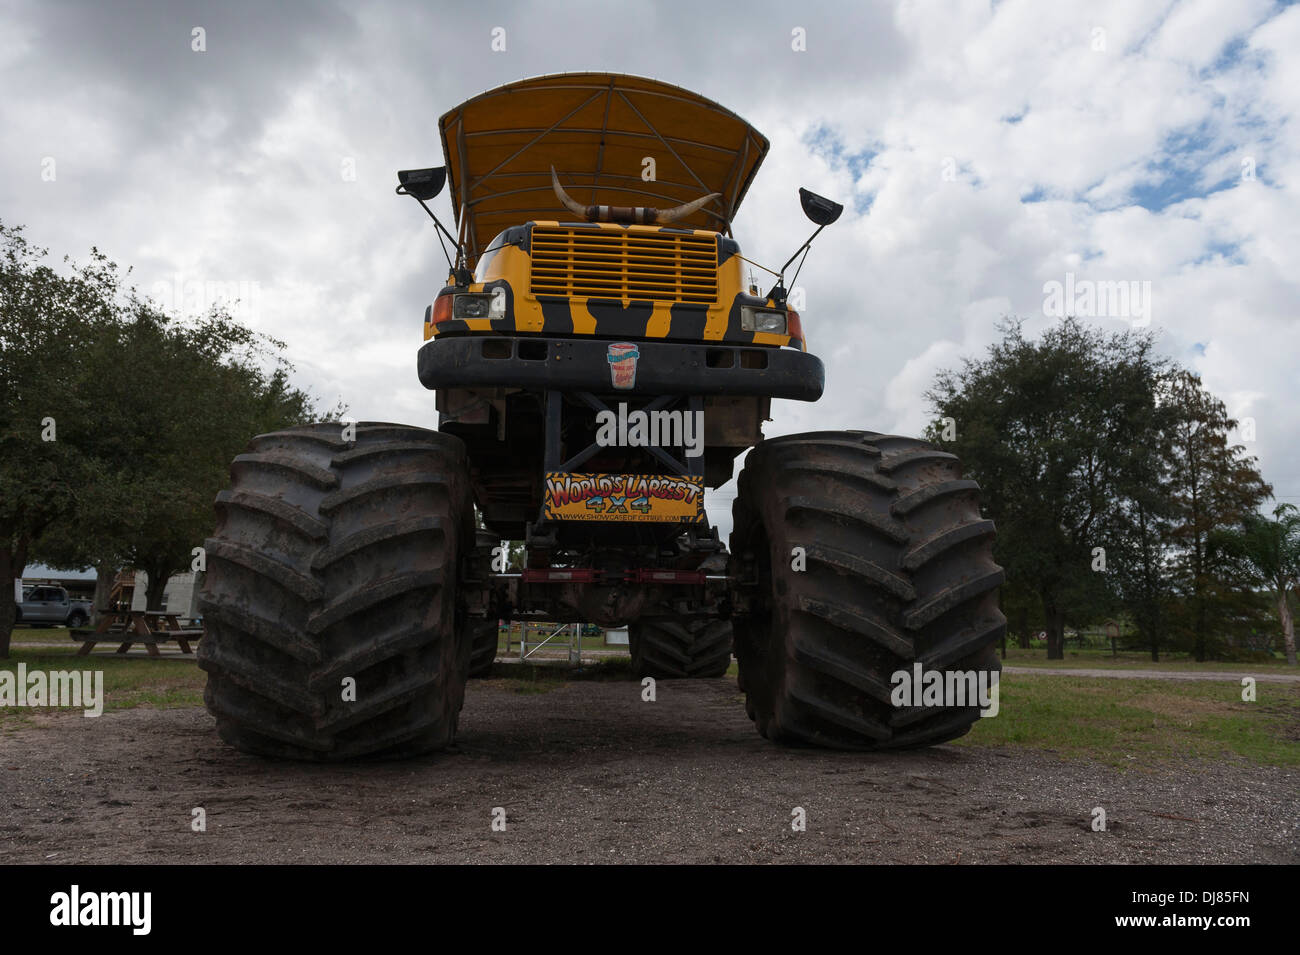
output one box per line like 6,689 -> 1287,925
197,422 -> 476,761
630,617 -> 733,679
730,431 -> 1005,749
466,530 -> 500,678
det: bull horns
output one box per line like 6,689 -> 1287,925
551,166 -> 590,219
550,166 -> 720,225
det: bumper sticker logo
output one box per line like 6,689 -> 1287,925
607,342 -> 639,389
544,472 -> 703,523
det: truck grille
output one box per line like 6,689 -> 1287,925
529,226 -> 718,304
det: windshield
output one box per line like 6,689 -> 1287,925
474,230 -> 510,282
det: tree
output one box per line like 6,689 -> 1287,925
927,317 -> 1171,659
2,221 -> 328,654
0,224 -> 121,656
999,577 -> 1042,650
1162,371 -> 1270,660
30,301 -> 325,612
95,302 -> 320,609
1106,378 -> 1179,661
1215,504 -> 1300,665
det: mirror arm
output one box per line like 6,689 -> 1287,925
779,223 -> 828,276
398,184 -> 464,273
768,223 -> 828,304
414,193 -> 463,261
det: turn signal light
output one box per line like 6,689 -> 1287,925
787,309 -> 804,344
431,293 -> 454,325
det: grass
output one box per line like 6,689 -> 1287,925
954,672 -> 1300,768
482,656 -> 636,693
481,659 -> 1299,768
4,638 -> 1295,769
997,646 -> 1293,671
0,646 -> 204,728
7,625 -> 77,645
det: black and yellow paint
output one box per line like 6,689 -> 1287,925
423,221 -> 805,351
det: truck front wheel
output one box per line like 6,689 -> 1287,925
730,431 -> 1005,749
197,422 -> 476,761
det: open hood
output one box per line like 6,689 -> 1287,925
438,72 -> 770,262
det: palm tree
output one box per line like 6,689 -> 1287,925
1216,503 -> 1300,665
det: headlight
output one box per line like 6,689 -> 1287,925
741,306 -> 788,334
453,289 -> 508,320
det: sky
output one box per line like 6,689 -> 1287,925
2,0 -> 1297,539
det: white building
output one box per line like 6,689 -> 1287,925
128,571 -> 202,617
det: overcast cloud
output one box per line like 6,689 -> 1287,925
3,0 -> 1297,535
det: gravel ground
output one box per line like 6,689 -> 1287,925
0,677 -> 1294,864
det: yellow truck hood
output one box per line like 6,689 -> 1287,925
438,72 -> 770,264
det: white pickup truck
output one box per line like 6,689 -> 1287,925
15,585 -> 92,628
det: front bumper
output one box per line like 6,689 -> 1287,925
417,335 -> 824,401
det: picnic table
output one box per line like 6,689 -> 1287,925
70,610 -> 204,657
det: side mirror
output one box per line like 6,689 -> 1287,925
397,165 -> 463,273
799,187 -> 842,226
770,188 -> 845,302
397,167 -> 447,201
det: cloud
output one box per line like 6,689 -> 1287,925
2,0 -> 1297,537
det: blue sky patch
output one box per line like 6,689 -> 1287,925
803,124 -> 879,213
1128,120 -> 1237,212
1191,240 -> 1244,266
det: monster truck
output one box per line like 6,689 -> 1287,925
197,73 -> 1004,760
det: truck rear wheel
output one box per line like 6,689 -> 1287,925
197,422 -> 475,761
467,619 -> 498,678
730,431 -> 1004,749
630,616 -> 732,679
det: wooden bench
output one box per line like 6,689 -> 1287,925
70,623 -> 204,657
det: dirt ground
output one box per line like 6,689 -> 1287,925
0,677 -> 1294,864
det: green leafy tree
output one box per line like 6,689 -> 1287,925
105,302 -> 321,609
1215,504 -> 1300,665
1000,577 -> 1043,650
31,301 -> 326,611
3,221 -> 329,654
1103,367 -> 1180,660
0,224 -> 122,656
927,317 -> 1171,659
1162,371 -> 1270,660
